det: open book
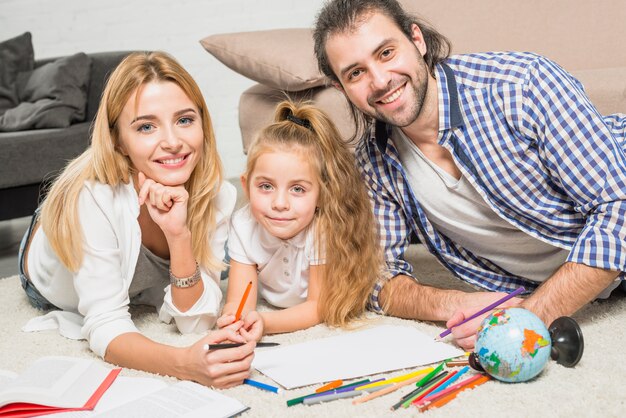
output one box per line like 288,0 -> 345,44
0,356 -> 119,418
59,378 -> 250,418
0,357 -> 248,418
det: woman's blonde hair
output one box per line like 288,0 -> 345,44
244,100 -> 382,327
40,51 -> 224,272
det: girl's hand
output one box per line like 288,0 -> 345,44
185,328 -> 255,389
216,311 -> 263,342
239,311 -> 264,342
137,171 -> 189,237
216,313 -> 239,330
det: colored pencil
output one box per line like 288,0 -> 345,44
355,367 -> 433,390
419,375 -> 491,411
390,371 -> 448,410
403,371 -> 458,408
352,375 -> 423,405
202,341 -> 279,351
316,380 -> 343,393
303,390 -> 362,405
286,379 -> 370,407
437,287 -> 525,339
244,378 -> 281,394
414,362 -> 445,388
415,374 -> 485,407
235,280 -> 253,321
425,366 -> 469,398
445,359 -> 470,367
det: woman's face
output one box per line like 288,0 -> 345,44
117,80 -> 204,187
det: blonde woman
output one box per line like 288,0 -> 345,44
217,100 -> 381,335
18,51 -> 259,388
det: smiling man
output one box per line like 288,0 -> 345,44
313,0 -> 626,349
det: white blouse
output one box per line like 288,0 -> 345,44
26,178 -> 236,358
228,205 -> 323,308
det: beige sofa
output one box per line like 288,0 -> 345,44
201,0 -> 626,152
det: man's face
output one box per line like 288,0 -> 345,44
325,12 -> 430,128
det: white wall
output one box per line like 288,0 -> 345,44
0,0 -> 326,179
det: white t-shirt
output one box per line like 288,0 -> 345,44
26,178 -> 236,358
392,127 -> 570,282
228,205 -> 324,308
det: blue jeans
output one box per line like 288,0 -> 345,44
18,209 -> 59,311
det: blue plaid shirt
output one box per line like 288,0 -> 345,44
356,52 -> 626,313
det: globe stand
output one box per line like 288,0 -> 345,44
468,352 -> 484,372
548,316 -> 584,367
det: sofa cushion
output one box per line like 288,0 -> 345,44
200,29 -> 326,92
0,53 -> 92,132
0,121 -> 91,188
239,83 -> 355,154
0,32 -> 34,114
570,67 -> 626,116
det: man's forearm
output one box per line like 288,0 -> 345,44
521,262 -> 620,326
379,274 -> 466,321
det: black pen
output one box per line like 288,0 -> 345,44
202,342 -> 280,351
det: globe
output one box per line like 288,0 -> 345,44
474,307 -> 552,383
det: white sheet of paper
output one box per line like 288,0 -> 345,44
252,325 -> 464,389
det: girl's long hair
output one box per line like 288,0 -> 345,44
40,51 -> 224,273
244,100 -> 382,327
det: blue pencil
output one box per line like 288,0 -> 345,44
424,366 -> 469,398
244,378 -> 281,394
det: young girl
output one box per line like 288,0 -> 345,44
19,51 -> 259,388
217,101 -> 381,334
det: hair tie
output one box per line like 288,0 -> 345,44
286,113 -> 313,131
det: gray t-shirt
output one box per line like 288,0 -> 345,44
129,245 -> 170,305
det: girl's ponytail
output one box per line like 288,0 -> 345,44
256,100 -> 381,327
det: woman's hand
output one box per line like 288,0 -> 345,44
185,328 -> 255,389
137,171 -> 189,237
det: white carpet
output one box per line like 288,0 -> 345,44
1,246 -> 625,417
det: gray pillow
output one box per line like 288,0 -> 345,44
0,32 -> 34,114
0,52 -> 91,132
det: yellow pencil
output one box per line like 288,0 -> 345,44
355,367 -> 433,391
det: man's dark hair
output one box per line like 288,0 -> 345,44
313,0 -> 451,82
313,0 -> 451,142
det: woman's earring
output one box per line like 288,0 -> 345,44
315,207 -> 320,214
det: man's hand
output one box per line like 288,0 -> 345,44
446,292 -> 522,350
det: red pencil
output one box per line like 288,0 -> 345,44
235,281 -> 252,321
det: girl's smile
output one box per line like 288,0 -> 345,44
245,149 -> 320,241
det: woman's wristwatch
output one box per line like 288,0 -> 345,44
169,262 -> 201,288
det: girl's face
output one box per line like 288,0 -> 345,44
117,81 -> 204,188
244,149 -> 320,240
